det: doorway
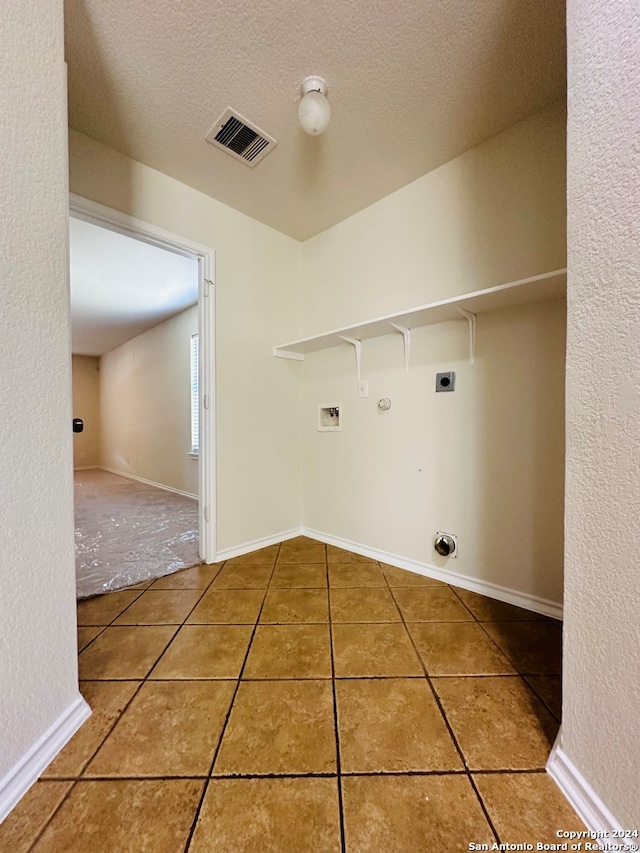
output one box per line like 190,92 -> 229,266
69,194 -> 216,596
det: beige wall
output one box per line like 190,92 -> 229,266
69,130 -> 304,553
563,0 -> 640,825
0,0 -> 84,813
302,101 -> 567,335
300,103 -> 567,608
72,355 -> 100,468
100,306 -> 198,496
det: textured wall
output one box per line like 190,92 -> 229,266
72,355 -> 101,468
100,306 -> 198,495
0,1 -> 81,784
301,105 -> 567,607
563,0 -> 640,825
69,130 -> 304,552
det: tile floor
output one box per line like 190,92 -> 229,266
1,537 -> 585,852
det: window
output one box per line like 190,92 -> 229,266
190,333 -> 199,455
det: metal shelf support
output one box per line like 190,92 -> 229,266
339,336 -> 362,380
388,323 -> 411,372
456,308 -> 477,364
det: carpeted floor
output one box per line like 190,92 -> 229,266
74,469 -> 200,599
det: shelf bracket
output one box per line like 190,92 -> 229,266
388,323 -> 411,372
339,336 -> 362,380
273,347 -> 304,361
456,308 -> 477,365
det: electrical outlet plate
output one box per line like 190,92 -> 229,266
436,371 -> 456,392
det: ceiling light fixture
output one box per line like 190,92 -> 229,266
298,76 -> 331,136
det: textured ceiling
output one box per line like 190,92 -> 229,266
64,0 -> 566,241
70,217 -> 198,355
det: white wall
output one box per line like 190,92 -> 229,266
0,0 -> 85,816
563,0 -> 640,825
72,355 -> 100,468
300,103 -> 567,608
69,130 -> 304,553
100,305 -> 198,496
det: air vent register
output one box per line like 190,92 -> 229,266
205,108 -> 277,167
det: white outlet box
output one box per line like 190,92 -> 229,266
358,380 -> 368,398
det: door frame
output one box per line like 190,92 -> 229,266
69,193 -> 216,563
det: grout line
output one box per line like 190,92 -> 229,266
383,572 -> 502,846
327,555 -> 347,853
76,670 -> 557,681
76,586 -> 148,649
447,585 -> 482,622
521,675 -> 563,724
38,766 -> 552,784
181,549 -> 281,853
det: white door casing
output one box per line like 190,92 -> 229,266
68,193 -> 216,563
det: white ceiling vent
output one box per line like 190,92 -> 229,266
205,108 -> 277,167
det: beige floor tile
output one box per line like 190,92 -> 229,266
452,587 -> 545,621
77,626 -> 103,652
260,588 -> 329,623
336,678 -> 462,772
278,537 -> 326,563
211,563 -> 273,589
330,587 -> 400,622
187,588 -> 265,624
433,676 -> 559,770
76,591 -> 142,626
190,778 -> 340,853
393,587 -> 475,621
224,546 -> 279,567
0,780 -> 73,853
32,779 -> 203,853
408,622 -> 516,675
86,680 -> 235,777
43,681 -> 140,777
524,675 -> 562,719
474,772 -> 586,843
150,625 -> 253,679
214,681 -> 336,775
150,563 -> 221,590
332,623 -> 423,677
482,621 -> 563,674
270,563 -> 327,588
381,563 -> 447,587
328,563 -> 386,587
342,775 -> 494,852
327,545 -> 377,564
78,626 -> 177,679
112,589 -> 203,625
243,624 -> 332,678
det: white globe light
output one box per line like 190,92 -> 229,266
298,78 -> 331,136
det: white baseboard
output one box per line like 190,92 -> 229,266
73,465 -> 100,471
0,694 -> 91,823
99,467 -> 197,501
215,527 -> 304,562
547,731 -> 622,834
303,527 -> 563,620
